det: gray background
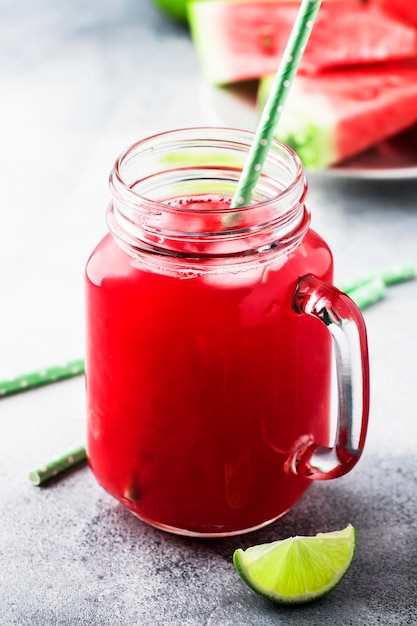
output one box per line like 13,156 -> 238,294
1,1 -> 417,624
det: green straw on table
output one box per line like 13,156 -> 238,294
337,263 -> 416,294
346,277 -> 387,310
0,358 -> 85,397
231,0 -> 323,209
29,444 -> 87,486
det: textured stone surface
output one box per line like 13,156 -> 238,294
1,1 -> 417,624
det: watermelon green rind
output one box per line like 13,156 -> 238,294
257,75 -> 336,169
188,1 -> 236,84
161,150 -> 244,169
258,62 -> 417,169
276,110 -> 335,171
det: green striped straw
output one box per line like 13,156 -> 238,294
29,444 -> 87,486
337,264 -> 415,310
337,263 -> 416,294
0,358 -> 85,397
231,0 -> 323,208
346,277 -> 387,310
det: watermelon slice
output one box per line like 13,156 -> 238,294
188,0 -> 417,84
257,61 -> 417,169
376,0 -> 417,28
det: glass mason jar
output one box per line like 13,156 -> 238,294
85,127 -> 369,537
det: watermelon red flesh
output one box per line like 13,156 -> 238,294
375,0 -> 417,28
257,61 -> 417,169
188,0 -> 417,84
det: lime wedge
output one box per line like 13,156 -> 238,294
233,524 -> 356,604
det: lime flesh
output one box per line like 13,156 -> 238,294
150,0 -> 189,21
233,524 -> 356,604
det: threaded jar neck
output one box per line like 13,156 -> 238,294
107,127 -> 310,265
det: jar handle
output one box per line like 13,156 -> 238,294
288,274 -> 370,480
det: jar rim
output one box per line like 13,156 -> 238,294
110,126 -> 306,214
107,126 -> 309,265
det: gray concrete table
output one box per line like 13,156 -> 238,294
1,1 -> 417,624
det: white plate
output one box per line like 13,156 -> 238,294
201,81 -> 417,180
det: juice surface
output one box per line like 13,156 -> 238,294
86,197 -> 333,535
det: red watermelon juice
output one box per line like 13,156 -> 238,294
85,128 -> 369,537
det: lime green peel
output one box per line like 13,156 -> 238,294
233,524 -> 356,604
